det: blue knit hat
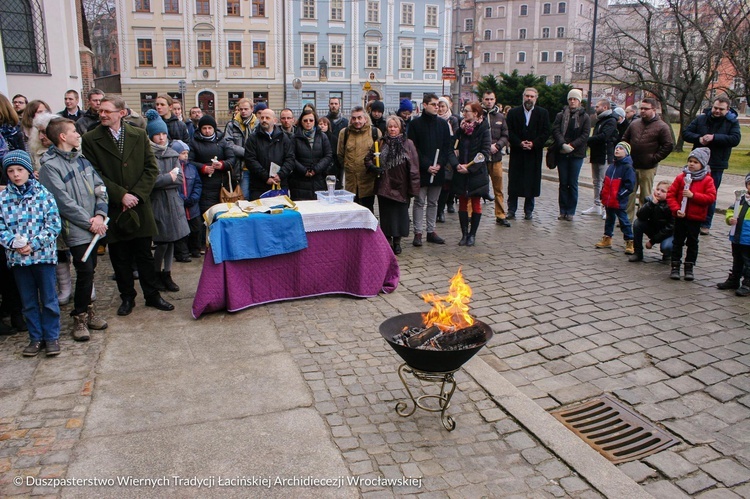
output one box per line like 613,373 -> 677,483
145,109 -> 168,138
171,140 -> 190,154
2,150 -> 34,175
253,102 -> 268,114
397,99 -> 414,114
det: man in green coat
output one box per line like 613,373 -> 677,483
81,96 -> 174,316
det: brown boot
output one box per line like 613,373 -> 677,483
595,235 -> 612,248
624,240 -> 635,255
87,304 -> 108,330
72,313 -> 90,342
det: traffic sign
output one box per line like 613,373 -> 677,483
363,82 -> 372,91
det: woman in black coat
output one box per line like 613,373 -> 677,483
189,115 -> 236,216
289,108 -> 333,200
453,101 -> 491,247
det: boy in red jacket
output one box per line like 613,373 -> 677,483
667,147 -> 717,281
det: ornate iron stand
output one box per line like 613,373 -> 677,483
395,363 -> 459,431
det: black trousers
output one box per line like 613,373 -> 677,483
108,237 -> 161,301
671,218 -> 701,264
729,242 -> 750,281
175,217 -> 203,257
69,243 -> 97,315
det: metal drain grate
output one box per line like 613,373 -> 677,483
550,394 -> 680,464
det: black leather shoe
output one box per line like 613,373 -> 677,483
506,213 -> 516,220
175,256 -> 192,263
446,205 -> 455,214
437,212 -> 445,223
524,213 -> 533,220
426,232 -> 445,244
145,296 -> 175,311
117,299 -> 135,316
496,218 -> 511,227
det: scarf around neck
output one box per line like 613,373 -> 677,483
380,134 -> 408,172
460,116 -> 482,136
682,164 -> 710,182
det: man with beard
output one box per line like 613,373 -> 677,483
75,89 -> 105,135
505,88 -> 550,220
326,97 -> 348,188
244,108 -> 295,200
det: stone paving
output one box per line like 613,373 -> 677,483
0,170 -> 748,498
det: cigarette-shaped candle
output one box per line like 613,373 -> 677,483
680,173 -> 692,213
730,189 -> 745,237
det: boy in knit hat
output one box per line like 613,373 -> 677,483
171,140 -> 204,261
596,141 -> 636,253
718,172 -> 750,296
666,147 -> 716,280
0,150 -> 62,357
396,99 -> 414,123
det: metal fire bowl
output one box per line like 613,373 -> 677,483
379,312 -> 494,373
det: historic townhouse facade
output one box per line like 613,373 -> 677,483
284,0 -> 454,113
116,0 -> 285,119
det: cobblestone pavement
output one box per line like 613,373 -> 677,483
0,172 -> 748,498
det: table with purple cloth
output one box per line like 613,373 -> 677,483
192,201 -> 400,318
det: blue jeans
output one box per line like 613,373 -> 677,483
604,208 -> 633,240
557,156 -> 584,216
12,264 -> 60,343
703,168 -> 723,229
633,219 -> 672,256
240,169 -> 251,201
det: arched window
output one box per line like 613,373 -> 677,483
0,0 -> 49,74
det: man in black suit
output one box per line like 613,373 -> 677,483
505,88 -> 550,220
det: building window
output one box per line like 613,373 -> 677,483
733,77 -> 744,90
554,75 -> 562,84
366,45 -> 379,68
484,30 -> 492,40
303,43 -> 316,66
331,44 -> 343,67
164,0 -> 179,13
195,0 -> 209,14
485,7 -> 492,17
137,39 -> 153,66
302,0 -> 315,19
462,71 -> 471,85
400,46 -> 413,70
227,0 -> 240,16
497,29 -> 505,39
540,51 -> 549,62
252,0 -> 265,16
426,5 -> 437,27
252,41 -> 266,66
0,0 -> 50,73
425,48 -> 436,70
517,51 -> 526,63
555,51 -> 564,62
135,0 -> 150,12
330,0 -> 342,20
558,2 -> 566,13
557,27 -> 565,37
464,18 -> 473,31
483,52 -> 490,63
367,0 -> 379,22
543,2 -> 551,14
498,6 -> 505,17
574,55 -> 585,72
542,27 -> 550,38
228,40 -> 241,66
166,39 -> 181,67
401,4 -> 414,25
496,52 -> 504,62
519,28 -> 526,39
520,4 -> 528,16
198,40 -> 211,66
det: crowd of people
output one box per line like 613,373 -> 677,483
0,86 -> 747,359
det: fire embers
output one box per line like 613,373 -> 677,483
393,324 -> 487,351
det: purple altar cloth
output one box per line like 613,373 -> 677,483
192,227 -> 400,318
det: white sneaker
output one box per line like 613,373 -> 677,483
582,205 -> 600,215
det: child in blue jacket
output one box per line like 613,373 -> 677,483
171,140 -> 203,261
596,142 -> 636,254
718,172 -> 750,296
0,150 -> 62,357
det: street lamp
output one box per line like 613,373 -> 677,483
455,44 -> 468,113
586,0 -> 599,112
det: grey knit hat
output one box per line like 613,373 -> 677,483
745,172 -> 750,185
688,147 -> 711,169
613,107 -> 626,119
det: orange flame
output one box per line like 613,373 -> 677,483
421,268 -> 474,331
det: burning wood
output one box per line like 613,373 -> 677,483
393,324 -> 487,351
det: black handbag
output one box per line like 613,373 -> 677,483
545,146 -> 557,170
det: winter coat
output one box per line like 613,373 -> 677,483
506,105 -> 551,198
75,109 -> 100,135
38,146 -> 109,248
244,126 -> 295,195
370,115 -> 387,136
636,197 -> 674,244
406,112 -> 458,187
326,112 -> 349,180
338,123 -> 381,198
0,124 -> 25,152
190,130 -> 236,208
364,134 -> 420,203
0,179 -> 60,267
666,172 -> 717,222
726,195 -> 750,246
600,155 -> 636,209
682,108 -> 742,170
485,106 -> 509,162
150,145 -> 190,243
81,122 -> 159,244
588,112 -> 618,165
289,127 -> 333,200
617,117 -> 632,142
452,118 -> 491,198
164,114 -> 190,144
224,116 -> 253,172
622,115 -> 674,170
179,160 -> 202,220
552,106 -> 591,159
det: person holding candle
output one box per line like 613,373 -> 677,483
364,116 -> 420,255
